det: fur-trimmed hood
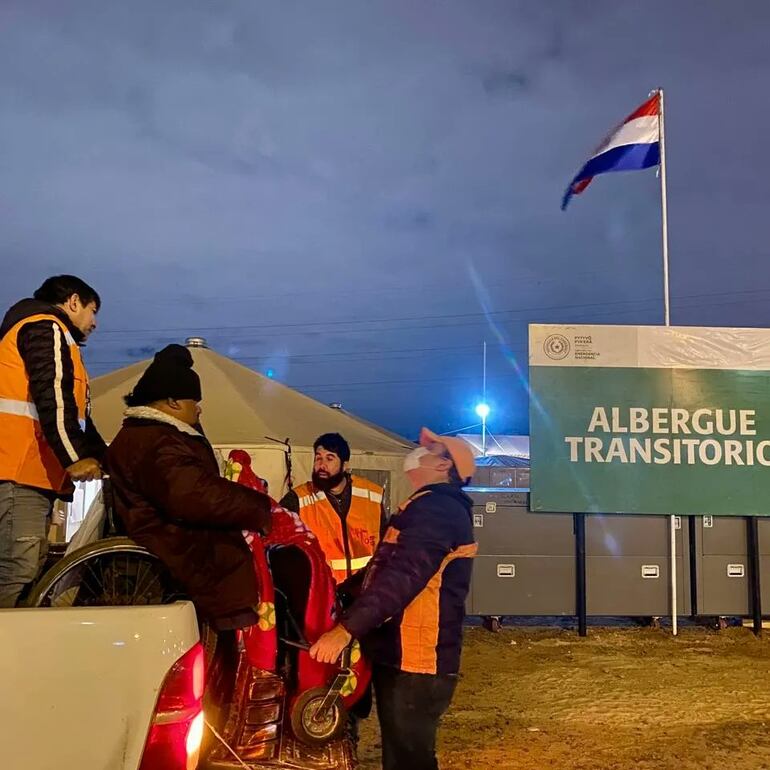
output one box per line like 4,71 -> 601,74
123,406 -> 203,437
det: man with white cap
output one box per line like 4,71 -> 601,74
310,427 -> 477,770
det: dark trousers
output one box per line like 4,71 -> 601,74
373,663 -> 458,770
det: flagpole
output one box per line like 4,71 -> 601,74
482,341 -> 487,457
659,88 -> 671,326
658,87 -> 677,636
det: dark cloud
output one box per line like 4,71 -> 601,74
2,1 -> 770,437
384,208 -> 434,232
124,346 -> 156,359
482,68 -> 530,97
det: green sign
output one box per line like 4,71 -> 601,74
529,324 -> 770,515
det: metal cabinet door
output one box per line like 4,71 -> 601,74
586,556 -> 689,616
585,514 -> 686,557
699,556 -> 749,615
472,505 -> 574,556
694,515 -> 750,616
702,516 -> 747,556
470,554 -> 575,616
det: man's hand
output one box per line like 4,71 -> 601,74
309,624 -> 352,665
66,458 -> 103,482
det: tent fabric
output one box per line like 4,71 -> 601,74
334,407 -> 418,446
90,345 -> 414,505
91,346 -> 414,451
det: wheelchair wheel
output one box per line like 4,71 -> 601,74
290,686 -> 347,746
26,537 -> 182,608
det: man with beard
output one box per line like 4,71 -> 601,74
280,433 -> 386,585
280,434 -> 386,752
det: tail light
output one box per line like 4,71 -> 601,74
138,642 -> 205,770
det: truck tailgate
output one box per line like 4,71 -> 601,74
0,601 -> 199,770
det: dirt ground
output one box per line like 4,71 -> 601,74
357,624 -> 770,770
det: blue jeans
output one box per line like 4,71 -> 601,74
0,482 -> 53,607
373,664 -> 458,770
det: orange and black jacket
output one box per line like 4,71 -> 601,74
340,483 -> 476,676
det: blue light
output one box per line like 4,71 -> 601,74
266,368 -> 275,379
475,402 -> 490,419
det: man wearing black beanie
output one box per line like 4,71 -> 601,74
107,344 -> 272,629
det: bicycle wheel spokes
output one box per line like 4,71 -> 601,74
44,551 -> 178,608
132,558 -> 164,604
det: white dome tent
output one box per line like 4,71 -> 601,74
81,339 -> 414,535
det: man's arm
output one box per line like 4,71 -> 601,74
336,565 -> 367,608
83,415 -> 108,464
18,321 -> 97,469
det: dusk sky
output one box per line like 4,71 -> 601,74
2,1 -> 770,439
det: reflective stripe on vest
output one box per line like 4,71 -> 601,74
328,555 -> 372,571
351,485 -> 383,504
0,397 -> 39,419
298,492 -> 323,509
0,397 -> 86,430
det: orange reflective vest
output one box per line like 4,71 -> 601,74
294,475 -> 383,583
0,313 -> 88,493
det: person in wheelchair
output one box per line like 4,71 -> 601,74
106,344 -> 272,631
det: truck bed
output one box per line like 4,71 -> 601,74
0,601 -> 199,770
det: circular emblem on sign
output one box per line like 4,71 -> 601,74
543,334 -> 570,360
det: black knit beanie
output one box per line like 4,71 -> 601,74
124,344 -> 202,406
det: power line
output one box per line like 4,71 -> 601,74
84,343 -> 525,367
88,285 -> 770,339
87,302 -> 660,343
81,288 -> 770,372
76,293 -> 706,367
95,273 -> 589,305
91,294 -> 665,335
289,372 -> 523,390
84,361 -> 522,391
27,278 -> 770,309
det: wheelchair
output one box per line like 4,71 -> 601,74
27,536 -> 179,608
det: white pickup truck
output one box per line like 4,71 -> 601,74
1,536 -> 357,770
0,540 -> 205,770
